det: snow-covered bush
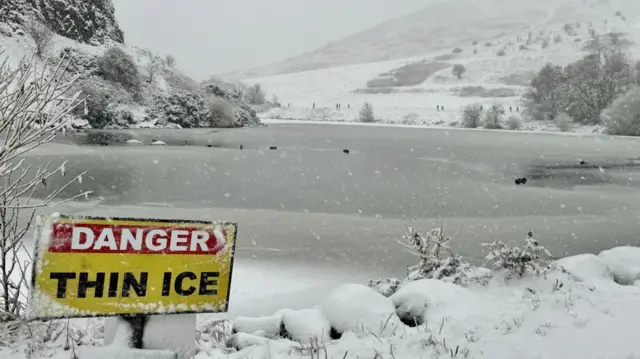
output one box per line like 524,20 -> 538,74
483,104 -> 505,129
506,115 -> 523,130
555,112 -> 573,132
208,97 -> 237,128
452,64 -> 466,79
58,47 -> 99,79
244,83 -> 266,105
482,233 -> 552,278
75,76 -> 133,128
148,90 -> 209,128
97,46 -> 141,92
359,102 -> 374,122
602,85 -> 640,136
402,227 -> 470,284
462,104 -> 482,128
162,67 -> 200,92
367,278 -> 401,297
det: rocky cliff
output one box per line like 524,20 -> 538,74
0,0 -> 124,44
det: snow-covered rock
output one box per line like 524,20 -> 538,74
151,140 -> 166,146
598,247 -> 640,285
280,308 -> 331,344
321,283 -> 404,337
391,279 -> 472,326
556,253 -> 614,285
232,316 -> 282,339
0,0 -> 123,45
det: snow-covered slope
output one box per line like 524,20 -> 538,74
244,11 -> 640,132
232,0 -> 640,78
0,1 -> 260,130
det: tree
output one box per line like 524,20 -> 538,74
165,54 -> 176,68
0,54 -> 91,319
143,49 -> 161,84
97,47 -> 141,91
359,102 -> 374,122
452,64 -> 466,79
244,84 -> 266,105
22,17 -> 53,57
461,104 -> 482,128
602,85 -> 640,136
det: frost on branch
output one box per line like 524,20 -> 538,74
482,232 -> 553,278
0,52 -> 92,330
402,227 -> 470,284
370,225 -> 470,297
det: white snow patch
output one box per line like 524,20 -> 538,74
151,140 -> 166,146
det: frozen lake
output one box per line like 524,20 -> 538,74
20,124 -> 640,280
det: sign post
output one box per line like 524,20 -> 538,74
27,214 -> 238,358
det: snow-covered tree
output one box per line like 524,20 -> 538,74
452,64 -> 466,79
359,102 -> 374,122
0,54 -> 91,319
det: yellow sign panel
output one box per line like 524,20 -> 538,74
27,214 -> 238,319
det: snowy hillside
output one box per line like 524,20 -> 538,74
244,11 -> 640,132
232,0 -> 640,78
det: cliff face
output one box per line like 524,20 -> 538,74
0,0 -> 124,45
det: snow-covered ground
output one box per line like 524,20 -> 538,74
244,12 -> 640,133
3,246 -> 639,359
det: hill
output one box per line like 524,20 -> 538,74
228,0 -> 640,79
243,9 -> 640,133
0,0 -> 260,130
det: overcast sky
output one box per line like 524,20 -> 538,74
112,0 -> 427,80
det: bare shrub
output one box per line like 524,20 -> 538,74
506,115 -> 523,130
359,102 -> 374,122
461,104 -> 482,128
0,54 -> 91,321
452,47 -> 464,54
541,39 -> 550,48
496,49 -> 506,56
97,46 -> 141,91
22,18 -> 54,57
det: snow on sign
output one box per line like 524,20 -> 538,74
27,214 -> 238,319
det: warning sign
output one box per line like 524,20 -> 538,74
27,214 -> 238,319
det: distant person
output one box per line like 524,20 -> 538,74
437,105 -> 440,111
517,106 -> 520,112
313,103 -> 316,109
441,105 -> 444,111
348,104 -> 350,109
509,106 -> 512,112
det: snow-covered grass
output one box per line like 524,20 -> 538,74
244,11 -> 640,134
199,246 -> 640,359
